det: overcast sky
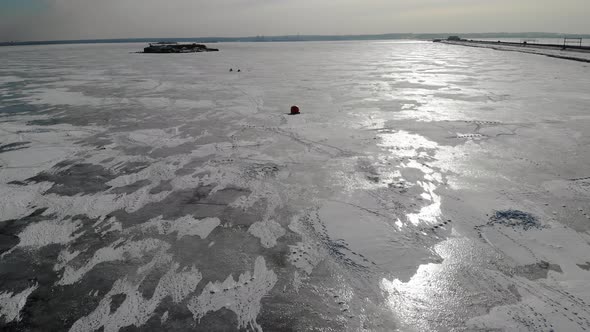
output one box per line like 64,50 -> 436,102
1,0 -> 589,41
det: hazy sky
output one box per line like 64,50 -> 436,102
1,0 -> 588,41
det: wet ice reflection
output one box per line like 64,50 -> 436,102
377,129 -> 445,226
380,237 -> 515,331
406,181 -> 442,226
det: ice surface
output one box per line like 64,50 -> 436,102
187,256 -> 277,332
1,41 -> 590,331
69,263 -> 202,332
248,219 -> 285,248
139,215 -> 221,239
13,218 -> 83,249
0,284 -> 38,323
58,239 -> 169,285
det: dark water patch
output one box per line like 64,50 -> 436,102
109,185 -> 252,229
0,249 -> 74,331
221,200 -> 266,230
487,209 -> 542,230
173,157 -> 210,177
7,180 -> 28,186
0,103 -> 39,114
62,216 -> 120,249
184,186 -> 222,206
150,142 -> 197,159
0,244 -> 60,293
76,134 -> 113,149
245,163 -> 280,179
12,259 -> 134,332
53,158 -> 81,169
265,244 -> 291,269
149,298 -> 195,332
27,163 -> 115,196
114,161 -> 151,175
149,180 -> 173,194
110,294 -> 127,314
174,167 -> 195,176
173,157 -> 207,177
0,229 -> 123,331
577,262 -> 590,271
25,161 -> 150,196
366,175 -> 380,183
0,208 -> 52,255
507,284 -> 522,301
0,234 -> 19,255
117,145 -> 153,156
356,158 -> 379,177
193,308 -> 240,332
110,179 -> 151,195
0,142 -> 30,153
210,187 -> 250,205
259,292 -> 340,332
137,267 -> 166,300
28,207 -> 49,217
515,261 -> 563,280
172,228 -> 258,296
27,118 -> 64,126
28,106 -> 126,128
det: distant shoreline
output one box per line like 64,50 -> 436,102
2,32 -> 589,47
441,39 -> 590,63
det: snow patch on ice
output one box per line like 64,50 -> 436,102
16,218 -> 83,249
140,215 -> 221,240
69,263 -> 201,332
58,239 -> 169,285
42,186 -> 171,220
106,161 -> 180,188
95,216 -> 123,236
161,311 -> 169,324
0,182 -> 52,222
54,248 -> 82,272
287,241 -> 325,275
248,220 -> 285,248
230,194 -> 258,210
0,284 -> 38,323
292,271 -> 303,293
187,256 -> 277,331
287,215 -> 326,274
0,122 -> 99,181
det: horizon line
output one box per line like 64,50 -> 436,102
2,31 -> 589,46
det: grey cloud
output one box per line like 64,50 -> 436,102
1,0 -> 588,41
